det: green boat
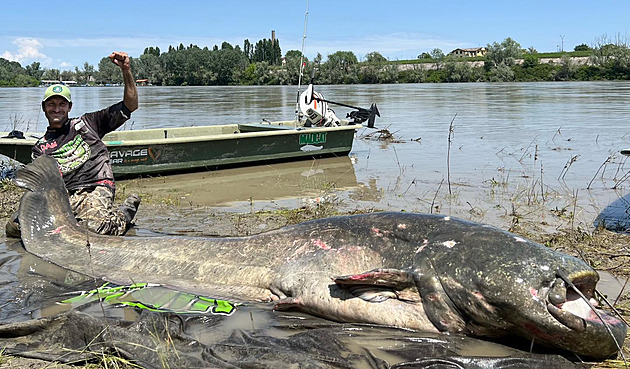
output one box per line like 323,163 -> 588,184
0,85 -> 379,177
0,121 -> 360,177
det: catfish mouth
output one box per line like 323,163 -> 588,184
545,270 -> 615,331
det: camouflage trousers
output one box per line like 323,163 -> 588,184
69,186 -> 128,236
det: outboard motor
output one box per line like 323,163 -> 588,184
299,84 -> 341,127
298,83 -> 380,128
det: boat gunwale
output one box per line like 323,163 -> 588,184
0,122 -> 361,148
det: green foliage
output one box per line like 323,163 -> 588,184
143,46 -> 161,57
252,39 -> 282,65
590,39 -> 630,79
430,48 -> 445,60
513,62 -> 555,81
522,54 -> 539,68
443,56 -> 482,82
425,69 -> 447,83
487,63 -> 515,82
25,62 -> 43,79
574,44 -> 591,51
553,55 -> 578,81
0,58 -> 36,86
365,51 -> 387,63
486,37 -> 522,67
97,56 -> 122,84
398,67 -> 426,83
4,35 -> 630,88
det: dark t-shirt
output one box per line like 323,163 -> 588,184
32,101 -> 131,192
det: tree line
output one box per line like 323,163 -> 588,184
1,35 -> 630,87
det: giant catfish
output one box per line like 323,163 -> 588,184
13,156 -> 627,358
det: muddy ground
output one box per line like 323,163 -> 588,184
1,179 -> 629,369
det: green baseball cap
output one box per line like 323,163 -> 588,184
42,84 -> 72,103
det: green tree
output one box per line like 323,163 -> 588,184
25,62 -> 44,79
430,48 -> 445,60
74,62 -> 95,85
135,53 -> 163,85
41,68 -> 61,81
418,52 -> 431,59
487,63 -> 515,82
60,70 -> 75,81
443,56 -> 479,82
591,35 -> 630,79
486,37 -> 522,67
284,50 -> 308,84
252,38 -> 282,65
12,73 -> 38,86
243,39 -> 253,61
522,53 -> 539,68
553,55 -> 577,81
365,51 -> 387,63
574,44 -> 591,52
322,51 -> 358,84
143,46 -> 161,57
97,56 -> 121,84
212,47 -> 249,85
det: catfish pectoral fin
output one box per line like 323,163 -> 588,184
339,285 -> 398,302
334,269 -> 422,302
334,268 -> 416,288
273,297 -> 305,311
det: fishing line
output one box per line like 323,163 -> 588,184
595,289 -> 630,328
82,222 -> 121,356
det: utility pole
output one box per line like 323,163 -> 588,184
559,35 -> 565,52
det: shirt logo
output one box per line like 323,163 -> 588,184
38,141 -> 58,151
51,135 -> 91,174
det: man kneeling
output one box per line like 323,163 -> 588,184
6,51 -> 140,237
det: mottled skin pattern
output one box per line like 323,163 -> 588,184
15,156 -> 627,359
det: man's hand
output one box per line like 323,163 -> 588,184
109,51 -> 138,112
109,51 -> 130,71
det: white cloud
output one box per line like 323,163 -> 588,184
1,38 -> 51,65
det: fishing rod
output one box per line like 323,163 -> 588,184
295,0 -> 310,124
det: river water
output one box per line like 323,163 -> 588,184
4,82 -> 630,229
1,82 -> 630,366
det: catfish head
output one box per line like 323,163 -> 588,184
415,217 -> 626,359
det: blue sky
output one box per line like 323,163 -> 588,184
1,0 -> 628,70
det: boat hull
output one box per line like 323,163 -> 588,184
0,122 -> 359,177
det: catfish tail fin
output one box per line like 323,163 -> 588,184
15,156 -> 78,244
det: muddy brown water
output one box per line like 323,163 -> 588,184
2,82 -> 630,366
